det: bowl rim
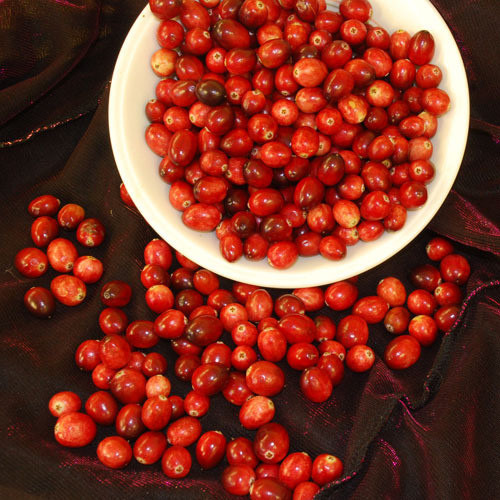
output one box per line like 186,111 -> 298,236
109,0 -> 470,288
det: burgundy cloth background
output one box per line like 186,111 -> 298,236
1,1 -> 499,498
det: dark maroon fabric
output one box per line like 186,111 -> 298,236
1,1 -> 499,499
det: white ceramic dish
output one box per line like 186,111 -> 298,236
109,0 -> 469,288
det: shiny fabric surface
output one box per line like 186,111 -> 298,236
0,1 -> 499,498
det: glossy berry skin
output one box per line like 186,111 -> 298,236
222,464 -> 256,496
250,477 -> 292,500
311,454 -> 344,485
161,446 -> 192,478
50,275 -> 86,307
300,367 -> 333,403
48,391 -> 81,418
384,335 -> 421,370
254,422 -> 290,464
109,368 -> 147,404
97,436 -> 132,469
101,280 -> 132,307
353,296 -> 389,324
191,362 -> 229,396
167,416 -> 202,447
293,482 -> 320,500
85,391 -> 119,426
75,339 -> 101,371
246,360 -> 285,396
196,430 -> 227,469
99,334 -> 131,370
28,194 -> 60,217
239,396 -> 275,430
73,256 -> 104,284
384,306 -> 411,335
325,281 -> 358,311
116,404 -> 146,440
278,452 -> 312,490
14,247 -> 48,278
434,305 -> 460,332
24,286 -> 56,318
54,412 -> 96,448
142,395 -> 172,431
408,315 -> 438,346
47,238 -> 78,272
439,254 -> 471,285
336,315 -> 369,348
31,216 -> 59,247
133,431 -> 167,465
426,237 -> 454,261
57,203 -> 85,230
346,344 -> 375,372
226,437 -> 259,468
317,353 -> 345,386
76,218 -> 106,247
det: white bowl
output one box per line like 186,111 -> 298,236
109,0 -> 469,288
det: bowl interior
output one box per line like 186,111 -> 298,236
109,0 -> 469,288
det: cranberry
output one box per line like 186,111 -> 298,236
75,339 -> 101,371
222,464 -> 256,496
336,314 -> 369,348
384,306 -> 411,335
85,391 -> 119,426
254,422 -> 290,464
325,281 -> 359,311
246,360 -> 285,397
133,431 -> 167,464
116,404 -> 146,440
146,374 -> 172,398
410,263 -> 442,292
250,478 -> 292,500
239,395 -> 275,430
384,335 -> 421,370
227,436 -> 259,467
142,395 -> 172,430
191,362 -> 229,396
48,391 -> 81,418
74,220 -> 105,250
426,237 -> 454,261
31,216 -> 59,247
110,368 -> 146,404
376,277 -> 407,306
434,304 -> 460,332
167,415 -> 202,448
196,430 -> 227,469
54,412 -> 96,448
293,481 -> 320,500
24,286 -> 56,318
50,275 -> 86,306
317,352 -> 345,386
407,289 -> 437,316
279,452 -> 312,490
408,314 -> 438,346
100,280 -> 132,307
300,366 -> 333,403
28,194 -> 60,217
14,247 -> 48,278
311,454 -> 344,485
346,344 -> 375,372
353,295 -> 390,323
161,445 -> 192,478
439,254 -> 471,285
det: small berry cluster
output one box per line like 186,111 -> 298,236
144,0 -> 450,269
48,233 -> 470,499
14,195 -> 106,317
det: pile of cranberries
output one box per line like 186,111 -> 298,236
48,233 -> 470,498
143,0 -> 450,269
14,195 -> 106,317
